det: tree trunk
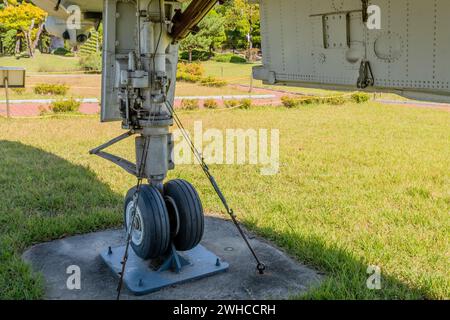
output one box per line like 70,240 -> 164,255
188,49 -> 193,63
247,6 -> 254,62
31,22 -> 45,56
15,38 -> 20,56
24,32 -> 33,57
22,19 -> 37,58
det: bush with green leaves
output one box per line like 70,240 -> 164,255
281,95 -> 347,107
178,62 -> 204,76
180,99 -> 199,110
79,54 -> 102,72
213,53 -> 247,64
203,99 -> 218,109
239,98 -> 252,109
351,92 -> 371,103
176,72 -> 201,83
34,83 -> 69,95
281,96 -> 299,108
224,99 -> 239,108
12,88 -> 26,95
49,98 -> 81,113
199,76 -> 227,87
1,29 -> 18,55
52,47 -> 73,57
176,63 -> 205,83
324,96 -> 347,105
301,96 -> 323,105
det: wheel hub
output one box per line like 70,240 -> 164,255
126,201 -> 144,246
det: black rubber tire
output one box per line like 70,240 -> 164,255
124,185 -> 170,260
163,179 -> 204,251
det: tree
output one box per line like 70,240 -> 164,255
220,0 -> 260,59
201,10 -> 226,56
0,1 -> 47,57
180,9 -> 225,62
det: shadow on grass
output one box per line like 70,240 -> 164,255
0,141 -> 123,299
253,224 -> 431,300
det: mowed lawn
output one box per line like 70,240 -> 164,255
0,53 -> 82,73
0,102 -> 449,300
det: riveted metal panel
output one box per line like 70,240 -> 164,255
254,0 -> 450,102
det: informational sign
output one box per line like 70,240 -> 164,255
1,67 -> 26,118
0,67 -> 26,88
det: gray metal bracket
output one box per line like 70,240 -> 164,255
101,244 -> 229,296
89,131 -> 138,176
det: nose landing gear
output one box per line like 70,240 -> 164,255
101,179 -> 228,295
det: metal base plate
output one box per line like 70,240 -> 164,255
100,245 -> 229,296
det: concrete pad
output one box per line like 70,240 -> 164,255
22,216 -> 322,300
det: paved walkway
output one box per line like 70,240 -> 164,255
1,87 -> 449,117
0,92 -> 282,117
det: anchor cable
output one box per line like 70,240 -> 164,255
165,100 -> 266,274
116,137 -> 150,299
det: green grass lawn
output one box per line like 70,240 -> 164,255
0,53 -> 82,73
0,102 -> 449,299
0,51 -> 81,73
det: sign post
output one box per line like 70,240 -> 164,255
0,67 -> 26,119
3,76 -> 10,118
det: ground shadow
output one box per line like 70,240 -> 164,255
252,223 -> 432,299
0,140 -> 123,299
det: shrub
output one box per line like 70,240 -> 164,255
239,98 -> 252,109
49,98 -> 81,113
199,76 -> 227,87
34,83 -> 69,95
213,53 -> 247,64
180,99 -> 199,110
230,55 -> 248,64
79,54 -> 102,72
176,72 -> 201,83
324,96 -> 347,105
351,92 -> 371,103
203,99 -> 218,109
300,96 -> 322,105
1,30 -> 18,55
224,99 -> 239,108
52,47 -> 74,57
281,96 -> 299,108
176,63 -> 205,83
12,88 -> 26,95
178,62 -> 204,76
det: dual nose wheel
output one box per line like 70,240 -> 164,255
124,179 -> 204,260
